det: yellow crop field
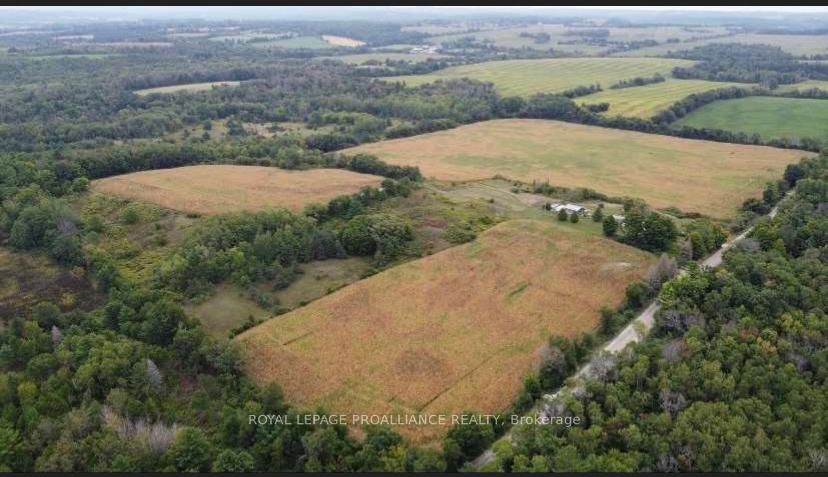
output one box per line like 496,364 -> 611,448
91,165 -> 383,215
346,119 -> 812,218
579,79 -> 749,119
236,219 -> 653,443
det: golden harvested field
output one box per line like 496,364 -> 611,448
91,165 -> 383,215
322,34 -> 366,47
236,219 -> 653,443
134,81 -> 241,96
346,119 -> 811,219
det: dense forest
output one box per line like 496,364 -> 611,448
670,43 -> 828,87
490,154 -> 828,472
0,137 -> 433,472
1,11 -> 827,473
0,58 -> 503,152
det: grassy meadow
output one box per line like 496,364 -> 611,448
383,57 -> 695,96
252,35 -> 332,49
579,79 -> 748,118
675,96 -> 828,141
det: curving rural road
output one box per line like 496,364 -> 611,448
472,198 -> 787,469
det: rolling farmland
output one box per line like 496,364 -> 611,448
427,24 -> 600,54
579,79 -> 748,118
346,119 -> 811,218
383,57 -> 695,96
236,219 -> 654,443
426,24 -> 729,55
675,96 -> 828,141
91,165 -> 383,215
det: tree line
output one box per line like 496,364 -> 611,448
609,73 -> 665,89
670,43 -> 828,87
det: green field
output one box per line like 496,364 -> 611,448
186,284 -> 272,338
383,57 -> 695,96
252,35 -> 331,49
580,79 -> 748,119
675,96 -> 828,141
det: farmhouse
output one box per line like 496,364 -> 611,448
548,203 -> 588,216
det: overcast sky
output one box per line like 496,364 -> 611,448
4,5 -> 828,12
3,5 -> 828,24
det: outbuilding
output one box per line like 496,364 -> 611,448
548,203 -> 588,216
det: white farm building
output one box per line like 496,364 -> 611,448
548,203 -> 588,216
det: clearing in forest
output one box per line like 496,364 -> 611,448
252,36 -> 331,49
346,119 -> 811,219
321,35 -> 366,47
91,165 -> 383,215
134,81 -> 241,95
0,247 -> 104,325
236,219 -> 653,443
